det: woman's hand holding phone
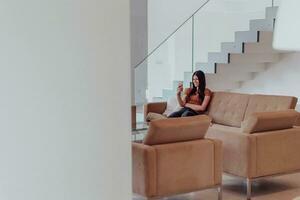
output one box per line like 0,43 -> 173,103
177,82 -> 183,95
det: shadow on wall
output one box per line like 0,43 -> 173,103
296,104 -> 300,112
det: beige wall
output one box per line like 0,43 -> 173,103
0,1 -> 131,200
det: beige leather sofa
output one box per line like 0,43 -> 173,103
132,115 -> 223,200
144,92 -> 300,199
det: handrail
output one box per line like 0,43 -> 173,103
134,0 -> 211,69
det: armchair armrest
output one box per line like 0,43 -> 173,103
241,109 -> 298,133
206,138 -> 223,185
144,102 -> 167,121
132,143 -> 157,197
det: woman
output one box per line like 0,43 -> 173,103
168,70 -> 212,118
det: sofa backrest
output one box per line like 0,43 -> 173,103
207,92 -> 250,127
207,91 -> 298,128
243,94 -> 298,120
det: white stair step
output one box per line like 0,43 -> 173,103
230,53 -> 279,63
184,72 -> 192,88
206,75 -> 240,91
206,71 -> 253,82
172,80 -> 182,91
221,42 -> 243,54
208,52 -> 229,64
244,42 -> 281,53
265,6 -> 278,19
258,31 -> 273,43
235,31 -> 258,43
216,63 -> 266,73
207,83 -> 240,92
162,89 -> 175,100
213,71 -> 253,82
250,19 -> 274,31
195,62 -> 215,73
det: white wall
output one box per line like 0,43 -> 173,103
0,1 -> 131,200
234,52 -> 300,110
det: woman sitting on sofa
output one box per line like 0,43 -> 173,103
168,70 -> 212,118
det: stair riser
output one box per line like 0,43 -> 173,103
235,31 -> 258,43
221,42 -> 243,54
195,62 -> 215,74
244,43 -> 280,54
216,63 -> 266,73
206,81 -> 240,91
208,53 -> 229,64
230,54 -> 279,64
208,73 -> 253,82
250,19 -> 274,32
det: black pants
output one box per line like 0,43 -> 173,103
168,107 -> 199,118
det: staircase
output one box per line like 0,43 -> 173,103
159,6 -> 283,100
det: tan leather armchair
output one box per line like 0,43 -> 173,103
132,115 -> 223,200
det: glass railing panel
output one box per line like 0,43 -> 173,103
193,0 -> 273,73
147,0 -> 208,54
144,19 -> 193,102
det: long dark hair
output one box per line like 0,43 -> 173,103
186,70 -> 206,103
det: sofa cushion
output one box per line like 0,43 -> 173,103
143,115 -> 211,145
241,110 -> 299,133
244,94 -> 298,120
207,92 -> 250,127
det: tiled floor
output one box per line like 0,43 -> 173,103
133,173 -> 300,200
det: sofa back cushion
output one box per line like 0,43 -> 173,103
207,92 -> 250,127
244,94 -> 298,120
143,115 -> 211,145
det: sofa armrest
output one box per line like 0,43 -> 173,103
241,110 -> 298,133
132,143 -> 157,197
250,128 -> 300,177
144,102 -> 167,121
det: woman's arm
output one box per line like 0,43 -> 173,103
185,95 -> 211,111
176,93 -> 186,107
176,85 -> 188,107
